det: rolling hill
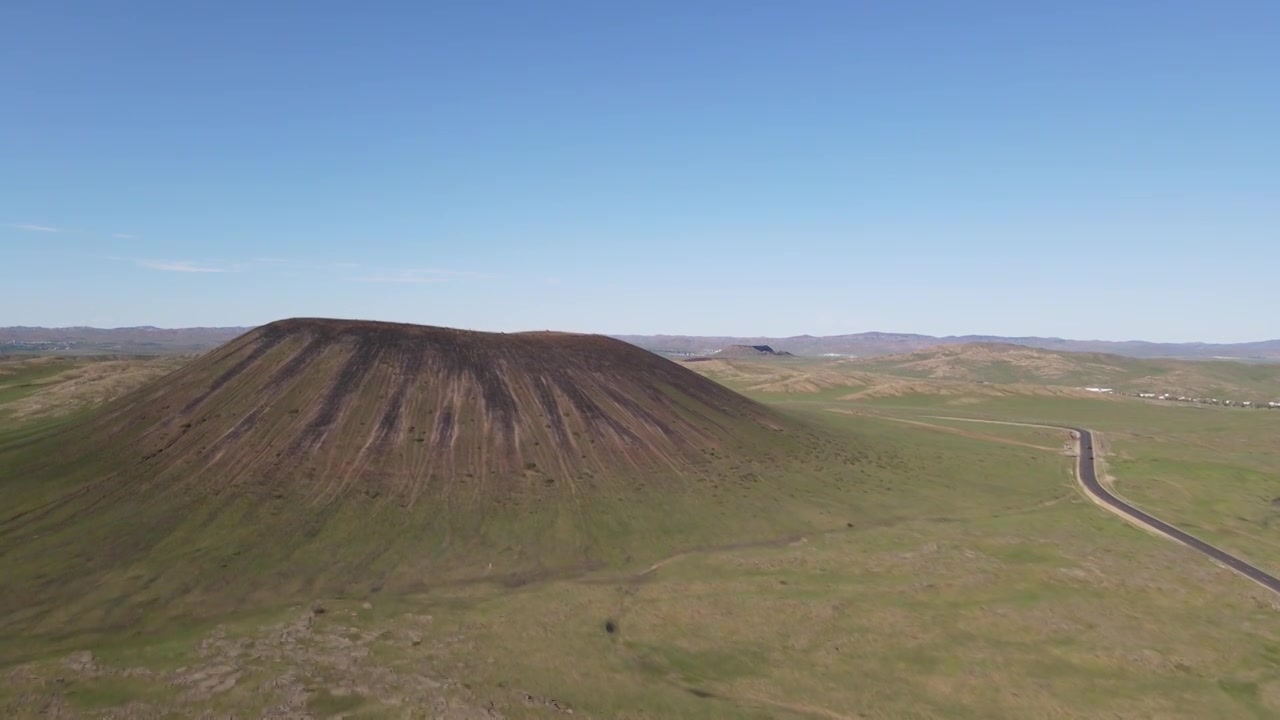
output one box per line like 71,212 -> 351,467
0,318 -> 859,642
852,343 -> 1280,399
615,332 -> 1280,360
683,343 -> 1280,403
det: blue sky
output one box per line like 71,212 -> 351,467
2,1 -> 1276,341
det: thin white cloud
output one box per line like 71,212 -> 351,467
254,257 -> 362,271
351,267 -> 490,283
353,274 -> 449,284
138,259 -> 234,273
430,269 -> 489,278
113,254 -> 477,279
10,223 -> 63,233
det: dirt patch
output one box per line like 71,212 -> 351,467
1,608 -> 503,719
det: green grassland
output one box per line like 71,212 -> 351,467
698,355 -> 1280,576
4,355 -> 1280,717
844,393 -> 1280,573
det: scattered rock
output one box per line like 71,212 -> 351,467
520,690 -> 575,714
62,650 -> 100,676
10,608 -> 499,719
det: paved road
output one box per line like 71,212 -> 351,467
1071,427 -> 1280,596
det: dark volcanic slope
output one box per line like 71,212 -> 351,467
1,319 -> 861,637
67,318 -> 791,503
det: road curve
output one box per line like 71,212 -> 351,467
1071,427 -> 1280,596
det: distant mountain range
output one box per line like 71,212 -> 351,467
3,325 -> 1278,360
612,332 -> 1280,361
0,326 -> 250,354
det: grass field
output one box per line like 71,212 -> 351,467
3,353 -> 1280,718
0,357 -> 87,405
842,393 -> 1280,573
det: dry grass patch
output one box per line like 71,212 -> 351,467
0,357 -> 189,419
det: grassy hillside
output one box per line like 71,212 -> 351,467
851,343 -> 1280,399
686,344 -> 1280,404
0,355 -> 187,420
684,354 -> 1090,401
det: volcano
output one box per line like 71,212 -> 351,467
75,318 -> 790,496
0,319 -> 851,634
